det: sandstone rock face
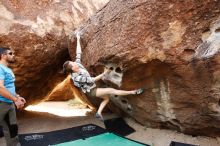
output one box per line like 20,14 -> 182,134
45,75 -> 96,110
0,0 -> 109,103
68,0 -> 220,136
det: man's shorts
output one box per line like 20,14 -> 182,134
86,87 -> 97,97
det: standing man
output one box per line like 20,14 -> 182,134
0,47 -> 26,146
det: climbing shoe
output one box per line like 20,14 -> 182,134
135,88 -> 144,95
95,113 -> 104,121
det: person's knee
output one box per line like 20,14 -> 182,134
9,124 -> 18,138
4,113 -> 18,138
103,96 -> 110,102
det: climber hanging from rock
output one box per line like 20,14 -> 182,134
63,31 -> 144,121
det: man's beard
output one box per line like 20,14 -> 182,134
7,59 -> 15,63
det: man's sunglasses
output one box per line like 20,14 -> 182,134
7,52 -> 14,55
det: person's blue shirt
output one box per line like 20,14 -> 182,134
0,64 -> 16,103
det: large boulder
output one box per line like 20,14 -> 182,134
0,0 -> 109,103
68,0 -> 220,137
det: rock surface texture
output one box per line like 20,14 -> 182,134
67,0 -> 220,137
0,0 -> 109,103
1,0 -> 220,137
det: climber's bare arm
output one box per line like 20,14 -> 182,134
75,32 -> 82,63
94,68 -> 110,82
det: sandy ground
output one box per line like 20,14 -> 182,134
0,101 -> 220,146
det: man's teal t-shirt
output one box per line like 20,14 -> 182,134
0,64 -> 16,103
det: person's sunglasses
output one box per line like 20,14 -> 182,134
7,52 -> 14,55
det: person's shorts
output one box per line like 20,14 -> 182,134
86,87 -> 97,97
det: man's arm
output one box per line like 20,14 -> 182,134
16,94 -> 26,104
0,80 -> 25,109
0,80 -> 18,102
